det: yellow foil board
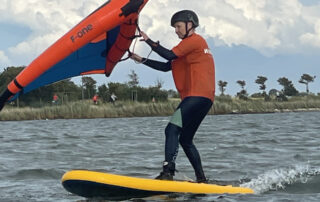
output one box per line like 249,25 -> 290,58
62,170 -> 254,199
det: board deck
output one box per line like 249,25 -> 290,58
61,170 -> 254,200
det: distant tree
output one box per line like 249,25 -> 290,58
82,76 -> 97,99
255,76 -> 270,101
105,82 -> 168,102
269,89 -> 279,97
141,86 -> 168,102
155,78 -> 164,89
237,80 -> 246,90
50,79 -> 81,103
0,66 -> 24,93
167,89 -> 179,98
255,76 -> 267,94
128,69 -> 139,88
299,74 -> 316,94
218,80 -> 228,95
236,80 -> 248,100
108,82 -> 131,101
277,77 -> 298,96
98,84 -> 109,102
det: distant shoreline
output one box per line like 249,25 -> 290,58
226,108 -> 320,115
1,96 -> 320,121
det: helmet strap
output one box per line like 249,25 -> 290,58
183,22 -> 194,39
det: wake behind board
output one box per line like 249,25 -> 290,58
61,170 -> 254,200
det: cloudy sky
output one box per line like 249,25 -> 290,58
0,0 -> 319,95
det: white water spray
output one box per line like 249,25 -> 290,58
241,164 -> 320,194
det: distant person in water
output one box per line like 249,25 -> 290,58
92,94 -> 98,105
130,10 -> 215,183
110,93 -> 117,105
52,94 -> 59,104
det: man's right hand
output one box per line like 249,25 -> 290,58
139,31 -> 149,41
130,53 -> 143,63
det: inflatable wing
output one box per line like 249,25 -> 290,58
0,0 -> 148,111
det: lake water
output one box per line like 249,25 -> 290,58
0,111 -> 320,201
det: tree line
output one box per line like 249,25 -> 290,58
0,67 -> 178,107
218,74 -> 317,101
0,66 -> 317,107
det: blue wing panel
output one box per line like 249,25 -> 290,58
11,26 -> 121,100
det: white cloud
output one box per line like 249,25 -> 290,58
299,5 -> 320,48
0,51 -> 10,67
300,20 -> 320,47
0,0 -> 320,67
0,0 -> 105,65
140,0 -> 320,56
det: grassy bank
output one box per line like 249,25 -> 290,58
213,96 -> 320,114
1,96 -> 320,121
0,100 -> 180,121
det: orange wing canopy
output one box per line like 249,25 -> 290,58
0,0 -> 148,109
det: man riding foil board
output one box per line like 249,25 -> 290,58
131,10 -> 215,183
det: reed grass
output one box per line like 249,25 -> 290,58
1,96 -> 320,121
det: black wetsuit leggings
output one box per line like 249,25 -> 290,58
165,96 -> 213,180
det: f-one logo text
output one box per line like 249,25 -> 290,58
71,24 -> 93,42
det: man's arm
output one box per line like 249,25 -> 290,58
145,39 -> 178,61
142,58 -> 172,72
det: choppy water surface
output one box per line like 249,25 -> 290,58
0,111 -> 320,201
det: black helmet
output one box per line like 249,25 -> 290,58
171,10 -> 199,28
